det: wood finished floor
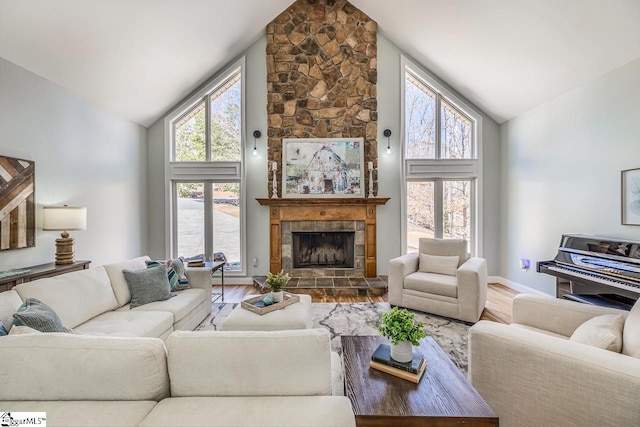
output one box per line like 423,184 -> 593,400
214,282 -> 518,324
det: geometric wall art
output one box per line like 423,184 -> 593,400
0,155 -> 35,250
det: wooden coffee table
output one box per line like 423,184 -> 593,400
342,336 -> 498,427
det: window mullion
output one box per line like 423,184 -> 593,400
435,93 -> 442,159
205,96 -> 211,162
204,182 -> 213,260
434,179 -> 443,238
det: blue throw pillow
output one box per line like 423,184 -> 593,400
12,298 -> 66,333
124,265 -> 174,308
0,319 -> 7,336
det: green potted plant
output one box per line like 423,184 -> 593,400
265,269 -> 290,303
378,307 -> 427,362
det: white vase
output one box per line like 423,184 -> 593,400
390,340 -> 413,363
272,291 -> 283,303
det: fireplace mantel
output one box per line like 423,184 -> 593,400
256,198 -> 390,206
257,198 -> 389,277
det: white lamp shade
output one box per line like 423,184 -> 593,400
43,206 -> 87,231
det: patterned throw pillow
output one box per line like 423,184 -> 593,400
0,319 -> 7,336
146,258 -> 190,291
172,257 -> 190,289
12,298 -> 67,333
124,265 -> 174,308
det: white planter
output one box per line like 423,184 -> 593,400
271,291 -> 283,303
390,340 -> 413,363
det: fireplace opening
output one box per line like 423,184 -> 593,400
292,231 -> 355,268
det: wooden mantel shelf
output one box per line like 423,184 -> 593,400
257,197 -> 389,277
256,197 -> 390,206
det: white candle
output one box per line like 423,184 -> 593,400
368,161 -> 373,170
272,161 -> 278,171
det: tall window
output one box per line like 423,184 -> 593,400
402,57 -> 481,255
166,59 -> 245,273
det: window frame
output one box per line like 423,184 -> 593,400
164,57 -> 247,275
400,55 -> 483,256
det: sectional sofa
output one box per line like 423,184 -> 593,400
0,257 -> 355,426
0,256 -> 211,339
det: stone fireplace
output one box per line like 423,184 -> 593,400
258,0 -> 385,279
266,0 -> 378,198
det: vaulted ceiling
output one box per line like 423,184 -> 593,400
1,0 -> 639,127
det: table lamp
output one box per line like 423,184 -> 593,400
43,205 -> 87,265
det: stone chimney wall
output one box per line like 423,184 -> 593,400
266,0 -> 377,197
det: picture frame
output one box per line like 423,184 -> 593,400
621,167 -> 640,225
282,138 -> 365,198
0,155 -> 36,250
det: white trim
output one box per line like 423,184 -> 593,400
400,55 -> 484,257
489,276 -> 552,297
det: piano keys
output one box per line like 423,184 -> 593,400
537,234 -> 640,310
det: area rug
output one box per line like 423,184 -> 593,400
196,302 -> 470,374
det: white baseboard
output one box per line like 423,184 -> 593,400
489,276 -> 550,296
212,277 -> 254,286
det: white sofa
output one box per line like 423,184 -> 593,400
0,256 -> 212,340
0,328 -> 355,427
469,294 -> 640,427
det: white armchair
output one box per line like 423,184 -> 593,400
388,238 -> 488,323
469,294 -> 640,427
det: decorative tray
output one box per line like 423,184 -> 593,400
241,293 -> 300,315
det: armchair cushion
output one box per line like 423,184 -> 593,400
418,254 -> 459,276
404,272 -> 457,298
570,314 -> 625,352
419,238 -> 469,267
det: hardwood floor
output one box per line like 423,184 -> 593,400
214,282 -> 519,324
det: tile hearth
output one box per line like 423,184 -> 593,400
252,275 -> 388,298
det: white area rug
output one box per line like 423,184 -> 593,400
196,302 -> 471,374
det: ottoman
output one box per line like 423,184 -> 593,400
222,294 -> 313,331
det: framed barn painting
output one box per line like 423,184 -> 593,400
0,155 -> 35,250
282,138 -> 364,198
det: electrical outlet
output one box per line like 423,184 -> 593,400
519,258 -> 530,271
252,257 -> 258,268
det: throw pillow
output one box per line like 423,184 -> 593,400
12,298 -> 66,333
124,265 -> 174,308
0,319 -> 7,336
171,257 -> 190,289
622,298 -> 640,358
570,314 -> 625,352
419,254 -> 460,276
145,258 -> 190,291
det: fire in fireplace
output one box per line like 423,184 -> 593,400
292,231 -> 355,269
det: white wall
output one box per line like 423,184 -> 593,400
146,33 -> 502,278
501,58 -> 640,295
0,58 -> 148,270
